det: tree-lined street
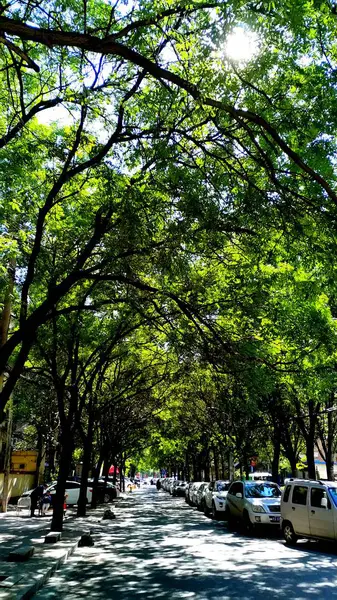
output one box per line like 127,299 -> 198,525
35,487 -> 337,600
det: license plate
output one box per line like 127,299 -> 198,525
270,516 -> 280,523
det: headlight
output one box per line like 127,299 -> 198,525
252,504 -> 266,513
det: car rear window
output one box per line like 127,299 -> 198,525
292,485 -> 308,505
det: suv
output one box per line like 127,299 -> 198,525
226,480 -> 282,529
281,478 -> 337,544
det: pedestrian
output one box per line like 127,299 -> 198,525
30,484 -> 45,517
156,479 -> 161,491
40,491 -> 52,516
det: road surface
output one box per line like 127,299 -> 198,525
34,486 -> 337,599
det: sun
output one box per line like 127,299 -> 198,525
224,27 -> 258,62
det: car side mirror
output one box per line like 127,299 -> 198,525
321,497 -> 328,509
236,492 -> 243,499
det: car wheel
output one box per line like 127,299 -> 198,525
243,510 -> 254,533
212,503 -> 220,520
283,521 -> 298,545
103,493 -> 110,504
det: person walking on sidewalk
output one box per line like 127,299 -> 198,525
30,484 -> 45,517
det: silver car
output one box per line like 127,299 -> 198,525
226,480 -> 281,529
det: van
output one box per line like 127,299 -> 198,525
281,478 -> 337,544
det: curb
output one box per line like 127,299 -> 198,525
0,533 -> 81,600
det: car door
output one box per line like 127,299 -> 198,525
309,487 -> 334,539
290,485 -> 310,535
227,482 -> 243,517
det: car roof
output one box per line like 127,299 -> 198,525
230,480 -> 278,486
286,479 -> 337,488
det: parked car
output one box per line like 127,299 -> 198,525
196,482 -> 209,511
170,480 -> 184,495
173,481 -> 187,497
204,480 -> 231,519
226,480 -> 282,530
190,482 -> 204,507
281,478 -> 337,545
163,478 -> 174,492
88,479 -> 117,502
185,482 -> 194,504
18,480 -> 93,510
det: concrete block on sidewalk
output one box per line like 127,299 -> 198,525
44,532 -> 62,544
8,545 -> 34,562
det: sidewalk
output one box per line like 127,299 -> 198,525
0,500 -> 125,600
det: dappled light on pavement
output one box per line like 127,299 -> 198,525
34,488 -> 337,599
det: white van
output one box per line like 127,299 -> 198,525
281,478 -> 337,544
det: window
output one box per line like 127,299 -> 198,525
328,487 -> 337,507
311,487 -> 331,509
66,482 -> 80,489
244,483 -> 281,498
292,486 -> 308,506
283,485 -> 291,502
229,482 -> 242,496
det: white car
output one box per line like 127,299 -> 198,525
196,482 -> 209,511
281,478 -> 337,544
17,481 -> 93,509
226,480 -> 282,529
190,482 -> 203,506
204,480 -> 231,519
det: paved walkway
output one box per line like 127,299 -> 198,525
34,487 -> 337,599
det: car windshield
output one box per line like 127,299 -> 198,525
328,487 -> 337,507
245,483 -> 281,498
216,482 -> 230,492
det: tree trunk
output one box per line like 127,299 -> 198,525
228,450 -> 234,481
119,457 -> 123,492
272,427 -> 281,484
306,436 -> 316,480
0,261 -> 15,512
113,462 -> 117,485
34,430 -> 45,487
50,431 -> 73,531
185,452 -> 190,481
77,419 -> 94,517
91,453 -> 103,509
221,451 -> 226,480
213,446 -> 219,481
281,429 -> 298,477
1,402 -> 12,512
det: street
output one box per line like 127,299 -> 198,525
34,486 -> 337,599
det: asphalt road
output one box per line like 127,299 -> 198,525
34,486 -> 337,599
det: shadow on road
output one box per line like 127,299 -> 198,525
35,489 -> 337,599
